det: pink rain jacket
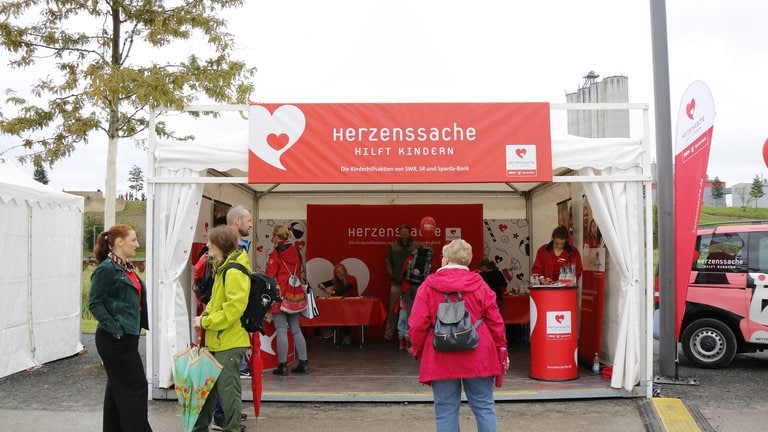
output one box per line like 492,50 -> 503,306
408,265 -> 507,384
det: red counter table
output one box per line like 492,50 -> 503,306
501,294 -> 530,324
299,297 -> 387,344
528,285 -> 579,381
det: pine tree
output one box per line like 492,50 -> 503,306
32,161 -> 50,185
750,175 -> 765,208
0,1 -> 255,227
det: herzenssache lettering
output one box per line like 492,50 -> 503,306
332,122 -> 477,143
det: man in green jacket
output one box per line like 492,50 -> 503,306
383,224 -> 418,342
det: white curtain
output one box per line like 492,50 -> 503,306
581,166 -> 643,391
150,167 -> 204,388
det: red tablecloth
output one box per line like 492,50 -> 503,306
501,295 -> 530,324
299,297 -> 387,327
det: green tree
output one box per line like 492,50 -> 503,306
734,185 -> 752,210
750,175 -> 765,208
127,164 -> 144,198
32,161 -> 50,185
0,1 -> 255,228
711,176 -> 724,207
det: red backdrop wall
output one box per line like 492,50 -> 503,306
305,204 -> 483,304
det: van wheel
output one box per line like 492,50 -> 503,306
681,318 -> 737,368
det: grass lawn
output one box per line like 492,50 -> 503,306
81,319 -> 97,334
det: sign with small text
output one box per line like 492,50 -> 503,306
248,103 -> 552,183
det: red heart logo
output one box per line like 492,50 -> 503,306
499,224 -> 508,232
295,240 -> 306,250
450,229 -> 457,235
515,148 -> 527,159
555,314 -> 565,323
256,245 -> 264,252
686,98 -> 696,120
267,133 -> 290,151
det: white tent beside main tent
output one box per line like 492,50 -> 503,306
145,103 -> 654,399
0,158 -> 84,379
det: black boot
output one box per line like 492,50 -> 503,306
272,362 -> 288,376
291,360 -> 309,374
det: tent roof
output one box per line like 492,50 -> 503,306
153,130 -> 644,195
0,158 -> 84,211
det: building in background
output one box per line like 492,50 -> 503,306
731,179 -> 768,208
566,72 -> 629,138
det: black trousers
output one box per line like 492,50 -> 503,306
95,328 -> 153,432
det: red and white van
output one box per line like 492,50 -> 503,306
677,222 -> 768,368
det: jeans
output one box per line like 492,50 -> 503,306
273,312 -> 308,363
397,306 -> 409,339
432,377 -> 496,432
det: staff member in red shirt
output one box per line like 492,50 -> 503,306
531,225 -> 583,284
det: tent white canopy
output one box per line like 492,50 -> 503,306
0,158 -> 84,378
145,103 -> 654,397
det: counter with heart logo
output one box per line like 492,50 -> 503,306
528,284 -> 579,381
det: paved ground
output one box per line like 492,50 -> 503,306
0,334 -> 680,431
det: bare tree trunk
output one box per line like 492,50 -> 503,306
103,5 -> 122,229
104,134 -> 118,228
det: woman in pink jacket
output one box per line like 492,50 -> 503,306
408,239 -> 509,432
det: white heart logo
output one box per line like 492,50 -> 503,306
249,104 -> 306,170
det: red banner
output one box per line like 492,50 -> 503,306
674,81 -> 715,338
579,270 -> 605,363
248,103 -> 552,183
305,204 -> 483,309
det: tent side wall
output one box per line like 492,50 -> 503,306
0,161 -> 84,379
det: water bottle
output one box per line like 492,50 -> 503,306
592,352 -> 600,375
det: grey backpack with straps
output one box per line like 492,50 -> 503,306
432,292 -> 484,352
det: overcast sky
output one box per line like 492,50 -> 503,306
2,0 -> 767,192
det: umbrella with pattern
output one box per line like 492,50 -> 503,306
174,333 -> 222,432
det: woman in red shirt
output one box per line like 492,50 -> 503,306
531,225 -> 583,285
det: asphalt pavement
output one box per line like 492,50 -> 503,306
0,334 -> 723,432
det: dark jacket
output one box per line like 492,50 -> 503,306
89,258 -> 149,339
386,238 -> 418,284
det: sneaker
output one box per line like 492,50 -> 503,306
240,368 -> 251,377
211,414 -> 247,431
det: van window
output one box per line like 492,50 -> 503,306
694,232 -> 747,273
747,232 -> 768,273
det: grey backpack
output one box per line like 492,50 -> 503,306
432,292 -> 484,352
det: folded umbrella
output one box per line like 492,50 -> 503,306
173,330 -> 223,432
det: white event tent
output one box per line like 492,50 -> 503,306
145,103 -> 654,399
0,158 -> 84,379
